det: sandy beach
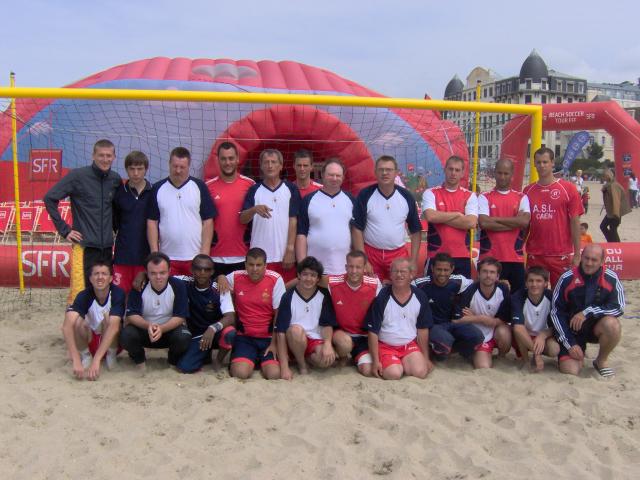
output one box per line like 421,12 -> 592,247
1,181 -> 639,479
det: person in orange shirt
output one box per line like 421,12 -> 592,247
580,222 -> 593,246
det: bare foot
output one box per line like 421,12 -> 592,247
530,354 -> 544,373
298,362 -> 309,375
136,362 -> 147,377
336,357 -> 349,368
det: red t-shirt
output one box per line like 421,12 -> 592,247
478,189 -> 527,262
206,175 -> 255,259
524,179 -> 584,256
424,186 -> 476,258
328,274 -> 380,335
297,181 -> 322,198
227,270 -> 285,338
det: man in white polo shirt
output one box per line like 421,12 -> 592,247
296,158 -> 354,275
147,147 -> 217,276
240,148 -> 301,282
120,252 -> 191,370
352,155 -> 422,282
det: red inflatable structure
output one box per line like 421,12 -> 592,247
501,100 -> 640,189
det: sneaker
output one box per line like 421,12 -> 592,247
105,349 -> 118,370
80,349 -> 92,369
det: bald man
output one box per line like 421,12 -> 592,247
478,158 -> 530,293
551,244 -> 624,378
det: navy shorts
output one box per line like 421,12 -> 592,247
558,316 -> 601,359
350,335 -> 370,362
177,326 -> 236,374
231,335 -> 278,368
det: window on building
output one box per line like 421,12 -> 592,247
473,91 -> 477,100
568,98 -> 573,103
488,146 -> 493,158
526,80 -> 532,89
489,87 -> 493,96
483,88 -> 487,97
542,80 -> 547,90
578,83 -> 584,93
568,83 -> 574,93
525,94 -> 532,104
541,95 -> 547,104
556,96 -> 562,103
602,136 -> 606,146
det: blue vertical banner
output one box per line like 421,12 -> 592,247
562,131 -> 591,173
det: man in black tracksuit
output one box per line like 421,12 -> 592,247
551,244 -> 624,378
44,139 -> 121,287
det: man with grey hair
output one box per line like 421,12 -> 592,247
240,149 -> 301,282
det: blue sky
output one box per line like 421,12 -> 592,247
1,0 -> 638,98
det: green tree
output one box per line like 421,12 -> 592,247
587,142 -> 604,161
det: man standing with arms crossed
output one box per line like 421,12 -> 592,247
422,155 -> 478,278
240,149 -> 301,282
352,155 -> 422,282
147,147 -> 216,276
524,147 -> 583,287
44,139 -> 121,297
478,158 -> 530,293
206,142 -> 255,277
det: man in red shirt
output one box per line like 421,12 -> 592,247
478,158 -> 530,293
329,250 -> 381,376
206,142 -> 255,277
524,148 -> 583,287
293,149 -> 322,198
422,155 -> 478,278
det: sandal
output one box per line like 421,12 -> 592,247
593,360 -> 615,378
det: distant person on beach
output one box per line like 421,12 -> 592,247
581,186 -> 590,214
452,257 -> 511,369
120,252 -> 191,371
328,250 -> 381,376
224,248 -> 285,380
478,158 -> 530,293
628,172 -> 638,208
580,222 -> 593,246
366,257 -> 434,380
62,261 -> 124,380
511,267 -> 560,372
44,139 -> 121,295
414,252 -> 483,362
276,256 -> 337,380
524,147 -> 583,287
423,155 -> 478,278
551,244 -> 624,378
600,169 -> 630,243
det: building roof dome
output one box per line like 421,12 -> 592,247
519,49 -> 549,82
444,75 -> 464,97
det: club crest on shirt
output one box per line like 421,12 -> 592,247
262,289 -> 271,302
550,189 -> 561,200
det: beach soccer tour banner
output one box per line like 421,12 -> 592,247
0,243 -> 639,287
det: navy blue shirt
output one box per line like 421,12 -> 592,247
113,180 -> 153,265
414,275 -> 472,325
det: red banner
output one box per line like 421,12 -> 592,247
0,242 -> 638,288
29,149 -> 62,182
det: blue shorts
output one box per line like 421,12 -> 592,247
558,316 -> 601,360
177,326 -> 236,374
231,335 -> 278,368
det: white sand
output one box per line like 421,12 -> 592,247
1,180 -> 639,479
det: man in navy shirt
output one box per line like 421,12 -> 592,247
112,151 -> 152,292
176,255 -> 237,373
120,252 -> 191,371
62,261 -> 125,381
414,252 -> 483,361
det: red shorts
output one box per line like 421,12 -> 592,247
526,254 -> 572,288
267,262 -> 297,283
88,332 -> 122,356
378,340 -> 421,369
475,338 -> 497,354
304,337 -> 324,357
112,264 -> 145,293
169,260 -> 192,277
364,244 -> 409,282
